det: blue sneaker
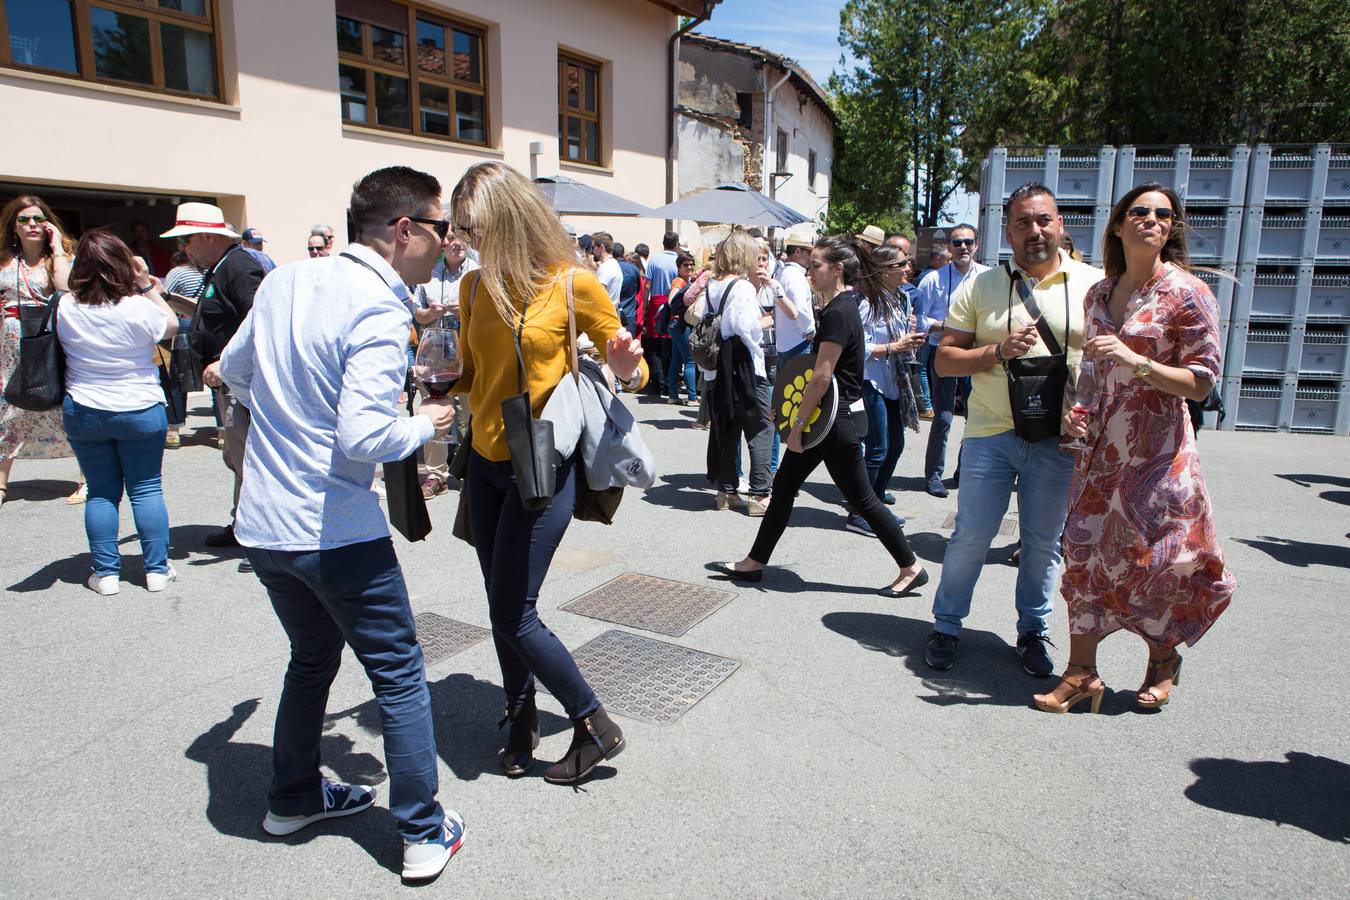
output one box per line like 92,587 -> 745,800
845,514 -> 876,537
403,811 -> 466,881
262,778 -> 376,836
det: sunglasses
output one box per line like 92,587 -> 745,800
885,259 -> 912,269
1126,205 -> 1174,221
949,238 -> 975,248
388,216 -> 451,240
16,214 -> 48,225
307,246 -> 325,254
452,221 -> 476,241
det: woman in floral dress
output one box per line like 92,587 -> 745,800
0,194 -> 77,508
1034,183 -> 1236,714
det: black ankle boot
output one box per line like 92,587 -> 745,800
543,705 -> 625,785
497,697 -> 539,778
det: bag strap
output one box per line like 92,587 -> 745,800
708,277 -> 742,321
1004,263 -> 1065,357
566,271 -> 579,384
36,290 -> 63,334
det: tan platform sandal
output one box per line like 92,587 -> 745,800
1033,663 -> 1106,714
1137,651 -> 1183,709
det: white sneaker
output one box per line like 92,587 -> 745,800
402,811 -> 465,881
87,573 -> 120,596
145,565 -> 178,592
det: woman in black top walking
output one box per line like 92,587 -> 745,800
711,236 -> 928,596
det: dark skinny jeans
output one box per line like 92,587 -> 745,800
467,450 -> 599,720
750,411 -> 917,569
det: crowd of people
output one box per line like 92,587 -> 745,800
0,164 -> 1235,881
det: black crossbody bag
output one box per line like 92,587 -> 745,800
502,299 -> 557,512
1003,263 -> 1070,443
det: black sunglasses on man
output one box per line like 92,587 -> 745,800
387,216 -> 451,240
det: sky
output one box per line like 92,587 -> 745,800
691,0 -> 980,225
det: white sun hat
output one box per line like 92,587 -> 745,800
160,202 -> 240,239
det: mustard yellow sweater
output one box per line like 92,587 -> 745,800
454,268 -> 648,462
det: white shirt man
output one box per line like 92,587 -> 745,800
591,232 -> 623,308
776,242 -> 815,357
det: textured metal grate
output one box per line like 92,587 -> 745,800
564,630 -> 739,725
561,573 -> 735,637
414,612 -> 490,666
942,512 -> 1019,537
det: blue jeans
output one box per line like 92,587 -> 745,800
667,319 -> 698,402
62,396 -> 170,577
246,538 -> 444,844
923,345 -> 960,480
915,345 -> 932,410
467,451 -> 599,719
862,382 -> 904,496
931,430 -> 1075,637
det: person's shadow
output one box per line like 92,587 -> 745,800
8,524 -> 246,592
185,698 -> 400,873
1185,752 -> 1349,843
325,672 -> 576,782
1276,473 -> 1350,507
821,610 -> 1133,713
1235,535 -> 1350,571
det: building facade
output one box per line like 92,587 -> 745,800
674,32 -> 835,251
0,0 -> 713,265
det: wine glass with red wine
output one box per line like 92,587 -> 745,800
413,327 -> 461,443
1064,358 -> 1098,452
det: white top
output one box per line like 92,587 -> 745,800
218,242 -> 435,552
776,261 -> 815,351
415,255 -> 479,310
701,276 -> 764,380
57,294 -> 171,411
595,257 -> 623,307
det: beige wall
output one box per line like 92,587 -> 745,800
0,0 -> 676,264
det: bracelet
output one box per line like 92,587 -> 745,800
994,342 -> 1005,362
137,283 -> 155,293
621,368 -> 643,391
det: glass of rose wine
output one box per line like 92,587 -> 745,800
1064,358 -> 1097,452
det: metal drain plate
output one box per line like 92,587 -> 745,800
414,612 -> 490,666
564,630 -> 739,725
561,573 -> 735,637
942,512 -> 1019,537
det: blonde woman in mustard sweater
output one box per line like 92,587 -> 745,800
450,162 -> 647,785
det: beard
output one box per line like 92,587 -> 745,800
1020,239 -> 1054,264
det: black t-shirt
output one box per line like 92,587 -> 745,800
812,289 -> 866,404
191,245 -> 265,362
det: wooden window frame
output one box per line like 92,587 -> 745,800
558,53 -> 602,167
0,0 -> 224,101
808,148 -> 817,193
336,2 -> 489,147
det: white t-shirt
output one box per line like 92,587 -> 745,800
595,257 -> 623,307
776,261 -> 815,351
57,294 -> 172,411
702,276 -> 764,380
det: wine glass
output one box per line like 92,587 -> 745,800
414,327 -> 461,444
1064,358 -> 1098,452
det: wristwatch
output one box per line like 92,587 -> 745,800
621,368 -> 644,392
792,416 -> 805,428
137,282 -> 155,293
1133,358 -> 1154,379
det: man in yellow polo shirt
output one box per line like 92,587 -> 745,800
923,183 -> 1104,677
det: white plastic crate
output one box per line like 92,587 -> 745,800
986,146 -> 1116,207
1239,209 -> 1321,263
1315,215 -> 1350,262
1228,323 -> 1293,376
1230,266 -> 1298,320
1246,144 -> 1332,206
1289,379 -> 1347,433
1225,375 -> 1294,431
1114,145 -> 1249,205
1184,206 -> 1243,264
1328,149 -> 1350,206
988,207 -> 1110,265
1308,271 -> 1350,321
1297,326 -> 1349,377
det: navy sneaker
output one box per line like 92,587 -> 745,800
925,632 -> 959,670
881,492 -> 897,505
403,810 -> 466,881
925,475 -> 949,498
262,778 -> 375,836
845,514 -> 876,537
1017,632 -> 1056,677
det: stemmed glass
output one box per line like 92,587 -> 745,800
413,326 -> 462,442
1064,358 -> 1098,452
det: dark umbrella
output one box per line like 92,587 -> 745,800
533,175 -> 654,216
646,182 -> 811,228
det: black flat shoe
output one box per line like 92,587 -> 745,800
876,569 -> 929,598
708,561 -> 763,583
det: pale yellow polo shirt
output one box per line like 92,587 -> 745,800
944,251 -> 1105,439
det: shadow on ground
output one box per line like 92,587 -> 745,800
185,698 -> 400,874
6,524 -> 247,591
822,610 -> 1134,714
1235,535 -> 1350,570
2,477 -> 80,503
1185,751 -> 1350,843
1276,473 -> 1350,508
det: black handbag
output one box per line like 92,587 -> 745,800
502,301 -> 557,512
4,292 -> 66,411
383,454 -> 433,542
1003,265 -> 1070,443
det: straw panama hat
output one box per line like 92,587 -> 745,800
782,225 -> 816,249
855,225 -> 885,246
161,202 -> 241,239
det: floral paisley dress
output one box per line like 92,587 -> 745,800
1061,263 -> 1235,648
0,259 -> 73,461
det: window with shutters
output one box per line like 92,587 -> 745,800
558,54 -> 601,166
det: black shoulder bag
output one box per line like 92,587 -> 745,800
1003,263 -> 1070,443
502,296 -> 557,512
4,291 -> 66,411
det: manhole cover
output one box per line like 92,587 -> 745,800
414,612 -> 490,666
561,573 -> 735,637
942,512 -> 1018,537
561,630 -> 739,725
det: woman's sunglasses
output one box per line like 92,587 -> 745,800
16,214 -> 48,225
1126,205 -> 1174,221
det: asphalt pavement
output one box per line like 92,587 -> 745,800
1,393 -> 1346,897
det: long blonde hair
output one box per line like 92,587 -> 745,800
712,229 -> 758,279
450,162 -> 578,324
